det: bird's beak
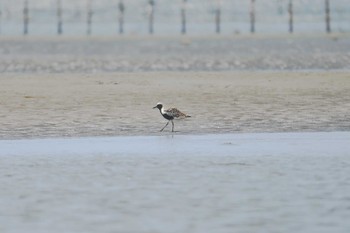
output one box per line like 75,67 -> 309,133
153,106 -> 157,109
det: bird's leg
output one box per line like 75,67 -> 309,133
171,120 -> 174,132
160,121 -> 170,132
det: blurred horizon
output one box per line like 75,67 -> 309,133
0,0 -> 349,36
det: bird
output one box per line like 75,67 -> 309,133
153,102 -> 191,132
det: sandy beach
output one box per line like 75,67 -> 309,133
1,71 -> 350,139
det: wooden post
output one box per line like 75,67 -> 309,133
325,0 -> 331,33
250,0 -> 255,33
87,0 -> 93,35
181,0 -> 187,34
288,0 -> 293,33
57,0 -> 63,35
118,0 -> 125,34
215,0 -> 221,34
23,0 -> 29,35
148,0 -> 155,34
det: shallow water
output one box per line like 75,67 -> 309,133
1,132 -> 350,233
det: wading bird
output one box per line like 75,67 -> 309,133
153,102 -> 191,132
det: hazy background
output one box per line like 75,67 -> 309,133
0,0 -> 349,35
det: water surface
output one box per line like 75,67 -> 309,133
1,132 -> 349,233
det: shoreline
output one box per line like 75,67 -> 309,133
1,128 -> 350,142
2,131 -> 350,156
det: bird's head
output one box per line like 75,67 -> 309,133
153,102 -> 163,110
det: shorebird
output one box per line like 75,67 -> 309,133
153,102 -> 191,132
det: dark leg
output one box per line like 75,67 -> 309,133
171,120 -> 174,132
160,121 -> 169,132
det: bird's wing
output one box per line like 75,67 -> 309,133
166,108 -> 188,118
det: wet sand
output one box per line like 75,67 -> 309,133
1,71 -> 350,139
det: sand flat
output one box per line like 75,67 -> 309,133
1,35 -> 350,72
1,72 -> 350,139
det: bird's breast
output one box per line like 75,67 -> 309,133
162,113 -> 174,120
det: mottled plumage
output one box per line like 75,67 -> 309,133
164,107 -> 189,119
153,103 -> 191,132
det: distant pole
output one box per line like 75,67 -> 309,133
250,0 -> 255,33
87,0 -> 93,35
215,0 -> 221,34
325,0 -> 331,33
288,0 -> 293,33
23,0 -> 29,35
57,0 -> 63,35
118,0 -> 125,34
181,0 -> 187,34
0,8 -> 2,35
148,0 -> 155,34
